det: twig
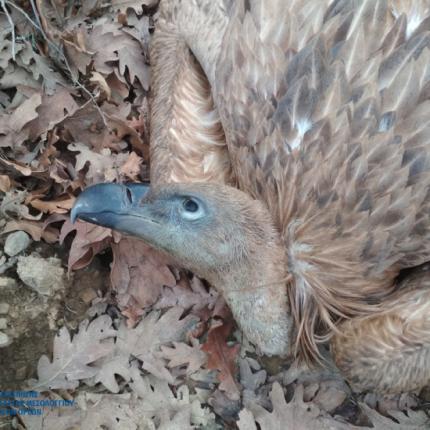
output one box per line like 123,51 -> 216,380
0,0 -> 16,60
4,0 -> 108,127
29,0 -> 48,40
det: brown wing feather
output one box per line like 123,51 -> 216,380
156,0 -> 430,362
150,2 -> 233,185
332,263 -> 430,393
211,0 -> 430,361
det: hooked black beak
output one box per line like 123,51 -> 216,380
71,183 -> 150,232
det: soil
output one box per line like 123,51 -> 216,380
0,240 -> 110,429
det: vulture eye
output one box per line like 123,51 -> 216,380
183,198 -> 199,212
180,197 -> 204,221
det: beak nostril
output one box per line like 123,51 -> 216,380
125,187 -> 133,204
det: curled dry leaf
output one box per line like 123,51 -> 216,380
28,196 -> 76,214
90,71 -> 112,100
61,219 -> 112,271
0,158 -> 34,176
202,319 -> 241,401
119,151 -> 143,180
3,219 -> 59,243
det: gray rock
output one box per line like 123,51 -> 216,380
0,331 -> 11,347
0,318 -> 7,330
4,231 -> 31,256
0,277 -> 17,288
0,303 -> 10,314
17,254 -> 65,296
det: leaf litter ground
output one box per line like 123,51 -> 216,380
0,1 -> 429,429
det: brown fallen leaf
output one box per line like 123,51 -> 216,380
28,315 -> 117,391
0,175 -> 11,192
304,380 -> 348,413
0,93 -> 41,148
28,196 -> 76,214
90,71 -> 112,100
111,237 -> 176,310
159,340 -> 207,376
238,383 -> 347,430
16,86 -> 80,141
119,151 -> 143,180
0,158 -> 34,176
202,318 -> 240,400
61,219 -> 112,271
62,28 -> 93,77
3,219 -> 59,243
359,403 -> 430,429
155,275 -> 219,312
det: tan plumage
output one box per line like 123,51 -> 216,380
73,0 -> 430,394
148,0 -> 430,393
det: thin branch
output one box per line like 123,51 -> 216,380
4,0 -> 108,127
0,0 -> 16,60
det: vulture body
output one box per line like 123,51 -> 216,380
72,0 -> 430,393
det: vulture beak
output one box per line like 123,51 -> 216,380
71,183 -> 150,232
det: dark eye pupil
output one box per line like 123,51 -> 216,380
183,198 -> 199,212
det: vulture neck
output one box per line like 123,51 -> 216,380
196,218 -> 292,357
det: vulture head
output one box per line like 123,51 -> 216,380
72,182 -> 293,356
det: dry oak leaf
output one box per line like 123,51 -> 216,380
238,383 -> 353,430
77,391 -> 193,430
159,340 -> 207,376
116,307 -> 199,383
359,403 -> 430,430
62,28 -> 93,78
3,220 -> 59,243
28,195 -> 75,214
69,142 -> 129,183
155,275 -> 219,312
86,18 -> 150,89
61,219 -> 112,271
202,319 -> 241,401
91,307 -> 199,392
129,367 -> 215,428
18,390 -> 193,430
0,158 -> 33,176
119,151 -> 143,180
85,20 -> 128,75
0,93 -> 41,148
90,71 -> 112,99
111,238 -> 176,310
25,87 -> 79,141
18,45 -> 69,94
28,315 -> 116,391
